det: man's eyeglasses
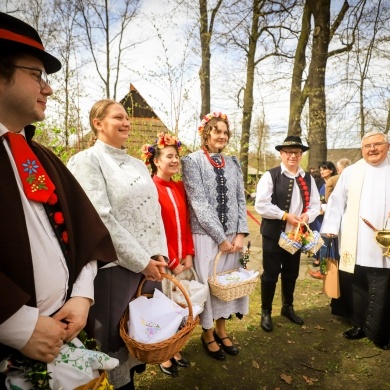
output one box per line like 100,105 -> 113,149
281,150 -> 303,157
10,65 -> 49,89
361,142 -> 388,150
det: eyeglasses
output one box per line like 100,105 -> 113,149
361,142 -> 388,150
10,65 -> 49,89
281,150 -> 303,157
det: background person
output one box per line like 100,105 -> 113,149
67,99 -> 168,389
141,133 -> 194,376
181,112 -> 249,361
255,135 -> 321,332
0,12 -> 117,388
324,158 -> 351,202
309,161 -> 337,275
321,131 -> 390,350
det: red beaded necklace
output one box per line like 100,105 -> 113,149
202,147 -> 225,168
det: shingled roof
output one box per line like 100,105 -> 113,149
120,84 -> 170,157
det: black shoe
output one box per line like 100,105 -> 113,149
281,305 -> 304,325
261,309 -> 273,332
172,352 -> 190,367
159,361 -> 178,377
201,335 -> 226,360
343,326 -> 366,340
213,330 -> 239,355
374,341 -> 390,350
312,260 -> 320,267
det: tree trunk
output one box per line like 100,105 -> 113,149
240,0 -> 261,189
306,0 -> 330,168
288,3 -> 311,136
199,0 -> 211,117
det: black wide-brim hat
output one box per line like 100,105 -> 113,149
275,135 -> 309,152
0,12 -> 61,74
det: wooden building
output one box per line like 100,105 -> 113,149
120,84 -> 170,157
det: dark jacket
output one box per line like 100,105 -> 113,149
0,126 -> 117,357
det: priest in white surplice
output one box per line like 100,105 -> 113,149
321,131 -> 390,350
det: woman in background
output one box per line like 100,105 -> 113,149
181,112 -> 249,361
68,99 -> 168,390
309,161 -> 337,276
141,133 -> 194,377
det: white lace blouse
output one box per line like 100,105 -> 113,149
67,140 -> 168,273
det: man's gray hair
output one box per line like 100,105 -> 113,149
337,158 -> 351,171
361,131 -> 389,146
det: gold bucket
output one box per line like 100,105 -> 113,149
375,218 -> 390,257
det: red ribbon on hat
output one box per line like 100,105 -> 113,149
0,28 -> 44,50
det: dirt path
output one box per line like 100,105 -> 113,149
134,205 -> 388,390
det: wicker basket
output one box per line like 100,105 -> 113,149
119,273 -> 199,364
208,251 -> 259,302
74,371 -> 109,390
278,224 -> 302,254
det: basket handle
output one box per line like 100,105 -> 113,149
293,222 -> 302,240
137,273 -> 194,322
212,251 -> 223,282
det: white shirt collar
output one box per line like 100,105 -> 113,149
280,162 -> 305,177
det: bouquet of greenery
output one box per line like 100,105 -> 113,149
239,241 -> 251,269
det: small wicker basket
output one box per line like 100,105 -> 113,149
208,251 -> 258,302
119,273 -> 199,364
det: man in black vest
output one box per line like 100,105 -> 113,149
255,136 -> 320,332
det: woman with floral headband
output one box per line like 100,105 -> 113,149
181,112 -> 249,361
141,132 -> 195,376
67,99 -> 168,390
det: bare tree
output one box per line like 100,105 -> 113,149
288,0 -> 365,167
74,0 -> 142,100
218,0 -> 297,187
198,0 -> 224,117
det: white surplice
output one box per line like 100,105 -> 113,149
321,157 -> 390,270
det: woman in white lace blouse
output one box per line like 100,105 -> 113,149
68,99 -> 167,390
181,112 -> 249,361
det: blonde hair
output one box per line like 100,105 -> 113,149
89,99 -> 118,145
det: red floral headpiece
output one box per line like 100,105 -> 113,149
141,132 -> 182,165
198,112 -> 229,135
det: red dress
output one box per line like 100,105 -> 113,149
153,176 -> 195,271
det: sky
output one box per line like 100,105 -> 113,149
2,0 -> 388,154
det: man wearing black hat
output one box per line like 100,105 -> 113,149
255,136 -> 320,332
0,12 -> 117,387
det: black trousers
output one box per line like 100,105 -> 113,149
351,265 -> 390,343
261,235 -> 301,284
261,235 -> 301,310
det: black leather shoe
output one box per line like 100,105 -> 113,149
261,309 -> 273,332
172,353 -> 190,367
343,326 -> 366,340
374,341 -> 390,350
213,330 -> 239,355
159,361 -> 178,377
281,305 -> 304,325
201,335 -> 226,360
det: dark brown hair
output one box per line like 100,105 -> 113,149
200,117 -> 231,151
149,144 -> 180,176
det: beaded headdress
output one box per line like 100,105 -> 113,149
198,112 -> 229,135
141,132 -> 182,165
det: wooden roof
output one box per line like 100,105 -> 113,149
120,84 -> 170,157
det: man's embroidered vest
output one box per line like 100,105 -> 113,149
260,167 -> 311,240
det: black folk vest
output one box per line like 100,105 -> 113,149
260,167 -> 311,240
